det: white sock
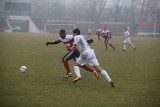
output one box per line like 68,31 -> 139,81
74,66 -> 81,77
130,43 -> 135,48
123,45 -> 126,50
68,72 -> 72,75
101,70 -> 111,82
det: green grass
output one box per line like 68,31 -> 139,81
0,32 -> 160,107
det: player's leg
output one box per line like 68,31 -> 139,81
73,61 -> 83,83
88,51 -> 115,87
107,39 -> 115,50
81,65 -> 99,79
104,39 -> 108,49
62,51 -> 75,78
93,65 -> 115,87
73,50 -> 99,82
72,51 -> 87,82
128,38 -> 136,50
129,43 -> 135,50
72,50 -> 98,78
98,34 -> 102,42
123,39 -> 127,51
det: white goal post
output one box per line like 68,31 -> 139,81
44,23 -> 76,34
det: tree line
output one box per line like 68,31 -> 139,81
31,0 -> 160,24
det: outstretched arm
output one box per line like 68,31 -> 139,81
46,40 -> 61,46
87,39 -> 93,45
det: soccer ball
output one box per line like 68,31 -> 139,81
20,66 -> 27,73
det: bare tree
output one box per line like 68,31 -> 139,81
95,0 -> 107,24
72,0 -> 107,24
139,0 -> 151,22
129,0 -> 141,33
112,0 -> 125,22
90,0 -> 97,22
149,0 -> 160,23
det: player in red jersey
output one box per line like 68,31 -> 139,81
101,26 -> 115,50
46,29 -> 99,78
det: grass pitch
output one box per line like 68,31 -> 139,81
0,32 -> 160,107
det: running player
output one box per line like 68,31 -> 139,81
46,29 -> 99,78
71,28 -> 115,87
123,27 -> 136,51
96,28 -> 102,42
101,26 -> 115,50
87,28 -> 92,37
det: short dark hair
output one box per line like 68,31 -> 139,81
73,28 -> 80,35
59,29 -> 66,34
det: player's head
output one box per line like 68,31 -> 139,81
125,26 -> 128,31
59,29 -> 66,39
73,28 -> 80,35
104,26 -> 107,30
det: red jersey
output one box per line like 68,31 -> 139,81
55,35 -> 78,51
101,30 -> 111,38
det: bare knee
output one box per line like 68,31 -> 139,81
94,65 -> 103,72
74,62 -> 79,67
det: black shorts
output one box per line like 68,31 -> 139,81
62,50 -> 80,61
104,38 -> 110,42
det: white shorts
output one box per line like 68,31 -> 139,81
123,37 -> 131,44
76,49 -> 99,66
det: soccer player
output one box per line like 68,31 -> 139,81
71,28 -> 115,87
101,26 -> 115,50
96,28 -> 102,42
87,28 -> 92,37
46,29 -> 99,78
123,27 -> 136,51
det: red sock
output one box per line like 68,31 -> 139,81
81,65 -> 94,73
110,44 -> 115,48
63,61 -> 71,74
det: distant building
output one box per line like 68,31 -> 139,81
0,0 -> 39,33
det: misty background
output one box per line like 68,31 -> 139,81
0,0 -> 160,35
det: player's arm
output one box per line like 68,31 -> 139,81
46,40 -> 61,46
87,39 -> 93,45
100,32 -> 103,36
100,32 -> 105,38
71,36 -> 79,51
71,44 -> 77,51
107,32 -> 112,38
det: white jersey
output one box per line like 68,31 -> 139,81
124,31 -> 130,39
123,31 -> 132,44
73,35 -> 91,53
74,35 -> 99,66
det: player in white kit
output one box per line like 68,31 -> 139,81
123,27 -> 136,51
71,28 -> 115,87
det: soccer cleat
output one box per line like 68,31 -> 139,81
72,76 -> 82,83
122,49 -> 126,51
109,81 -> 115,87
94,72 -> 99,79
64,73 -> 72,78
